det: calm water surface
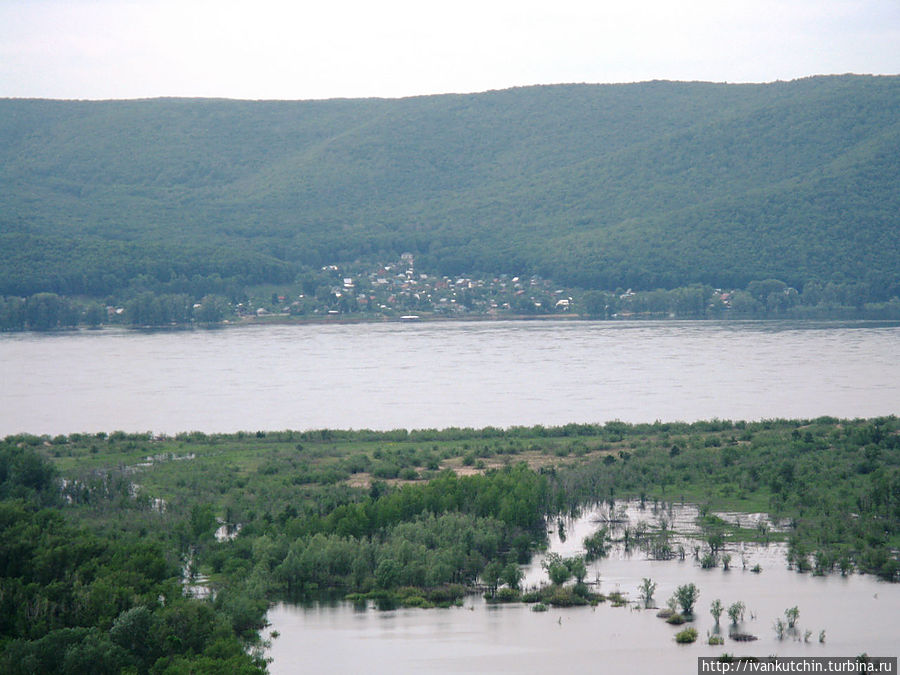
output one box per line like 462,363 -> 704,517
2,320 -> 898,436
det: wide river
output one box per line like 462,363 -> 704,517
2,319 -> 899,436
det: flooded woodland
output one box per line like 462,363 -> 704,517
265,501 -> 899,673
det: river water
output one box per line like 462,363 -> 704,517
2,319 -> 898,436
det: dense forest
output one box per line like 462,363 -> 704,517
2,75 -> 899,323
2,418 -> 898,672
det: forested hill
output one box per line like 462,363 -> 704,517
1,74 -> 899,299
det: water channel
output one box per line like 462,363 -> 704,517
3,319 -> 898,437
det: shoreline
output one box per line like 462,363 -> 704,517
9,312 -> 900,335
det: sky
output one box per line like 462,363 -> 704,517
1,0 -> 898,101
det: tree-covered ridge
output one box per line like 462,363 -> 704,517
1,75 -> 898,303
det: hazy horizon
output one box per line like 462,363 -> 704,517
2,0 -> 897,101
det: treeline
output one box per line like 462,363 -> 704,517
5,278 -> 900,332
584,280 -> 900,319
0,292 -> 232,331
12,419 -> 723,448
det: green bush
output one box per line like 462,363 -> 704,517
675,628 -> 698,643
398,467 -> 419,481
492,587 -> 521,602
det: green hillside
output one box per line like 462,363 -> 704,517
1,75 -> 898,300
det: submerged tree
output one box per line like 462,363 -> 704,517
728,601 -> 746,626
672,583 -> 700,616
785,606 -> 800,629
639,578 -> 657,608
583,527 -> 609,560
710,599 -> 724,625
542,553 -> 572,586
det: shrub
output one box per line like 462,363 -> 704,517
608,591 -> 627,606
572,582 -> 592,599
492,587 -> 521,603
708,635 -> 725,645
531,603 -> 548,612
401,595 -> 433,608
425,585 -> 467,603
521,590 -> 542,603
542,586 -> 588,607
675,628 -> 698,643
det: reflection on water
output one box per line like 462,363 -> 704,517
266,503 -> 899,674
2,320 -> 899,436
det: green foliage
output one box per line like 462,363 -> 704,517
639,578 -> 657,608
784,605 -> 800,628
554,416 -> 900,581
0,444 -> 267,673
582,527 -> 609,560
534,584 -> 595,607
540,552 -> 588,587
674,627 -> 698,644
672,583 -> 700,616
0,444 -> 59,504
774,618 -> 786,640
501,562 -> 524,590
489,587 -> 522,603
700,552 -> 718,568
8,416 -> 899,671
727,601 -> 746,625
2,76 -> 899,316
543,553 -> 572,586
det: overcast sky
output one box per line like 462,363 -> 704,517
1,0 -> 898,101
